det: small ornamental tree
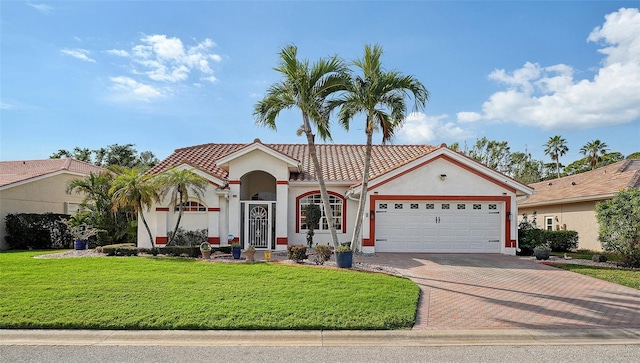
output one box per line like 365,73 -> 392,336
595,188 -> 640,268
303,203 -> 321,248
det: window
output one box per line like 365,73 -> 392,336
488,204 -> 497,210
394,203 -> 403,210
441,203 -> 450,210
299,193 -> 343,231
473,204 -> 482,210
176,201 -> 206,212
410,203 -> 419,209
426,204 -> 435,209
457,204 -> 466,210
545,217 -> 554,231
379,203 -> 387,209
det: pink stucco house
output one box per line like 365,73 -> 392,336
141,139 -> 533,254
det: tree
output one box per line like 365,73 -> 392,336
329,44 -> 429,250
66,171 -> 132,244
155,168 -> 209,246
595,188 -> 640,267
467,137 -> 512,174
110,168 -> 160,248
626,151 -> 640,159
254,44 -> 349,248
543,135 -> 569,179
580,139 -> 608,170
50,143 -> 158,170
510,151 -> 543,184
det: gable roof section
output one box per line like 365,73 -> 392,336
0,159 -> 107,189
520,159 -> 640,207
215,139 -> 301,173
358,145 -> 534,196
148,142 -> 437,184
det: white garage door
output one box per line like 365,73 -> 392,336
375,201 -> 502,253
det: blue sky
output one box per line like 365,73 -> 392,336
1,1 -> 639,165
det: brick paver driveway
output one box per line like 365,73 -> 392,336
363,253 -> 640,330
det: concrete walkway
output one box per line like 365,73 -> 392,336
361,253 -> 640,330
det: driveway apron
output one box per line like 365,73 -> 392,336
364,253 -> 640,330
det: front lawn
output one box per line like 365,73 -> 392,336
0,251 -> 419,330
551,250 -> 623,261
553,264 -> 640,290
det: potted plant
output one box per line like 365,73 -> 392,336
244,244 -> 256,262
61,213 -> 101,250
534,241 -> 551,260
200,242 -> 212,259
335,243 -> 353,268
231,242 -> 242,259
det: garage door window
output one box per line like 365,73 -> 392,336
300,194 -> 343,231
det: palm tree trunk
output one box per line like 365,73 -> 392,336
555,156 -> 560,179
350,129 -> 373,251
303,113 -> 340,248
138,201 -> 155,248
168,191 -> 184,246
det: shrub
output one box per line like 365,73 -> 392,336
517,216 -> 545,256
303,204 -> 321,248
102,244 -> 139,256
596,188 -> 640,268
545,230 -> 579,252
166,228 -> 208,247
312,244 -> 332,265
4,213 -> 73,249
156,246 -> 200,257
287,244 -> 308,263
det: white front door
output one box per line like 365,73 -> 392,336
375,201 -> 502,253
243,202 -> 273,249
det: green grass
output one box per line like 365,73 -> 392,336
551,250 -> 623,261
554,264 -> 640,290
0,251 -> 419,330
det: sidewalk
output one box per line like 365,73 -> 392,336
2,328 -> 640,347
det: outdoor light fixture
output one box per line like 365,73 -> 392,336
439,174 -> 447,181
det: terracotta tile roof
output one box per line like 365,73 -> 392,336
0,159 -> 107,188
520,159 -> 640,206
148,142 -> 437,184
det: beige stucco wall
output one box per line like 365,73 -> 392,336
0,173 -> 87,250
519,200 -> 602,251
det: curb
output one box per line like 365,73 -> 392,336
2,329 -> 640,347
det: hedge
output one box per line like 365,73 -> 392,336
4,213 -> 73,250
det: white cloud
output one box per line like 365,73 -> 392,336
457,111 -> 482,123
459,7 -> 640,130
126,34 -> 221,83
109,76 -> 164,102
106,49 -> 129,57
397,112 -> 473,144
60,48 -> 96,63
26,1 -> 53,14
104,35 -> 222,103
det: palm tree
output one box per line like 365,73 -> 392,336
155,168 -> 209,246
543,135 -> 569,179
580,139 -> 608,170
110,168 -> 160,248
254,45 -> 349,249
329,44 -> 429,250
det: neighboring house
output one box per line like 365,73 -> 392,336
142,139 -> 533,255
0,158 -> 106,250
519,159 -> 640,251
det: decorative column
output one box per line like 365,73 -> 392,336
227,180 -> 241,245
275,180 -> 289,250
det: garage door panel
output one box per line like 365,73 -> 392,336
376,200 -> 502,253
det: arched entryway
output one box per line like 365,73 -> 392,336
240,171 -> 276,249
